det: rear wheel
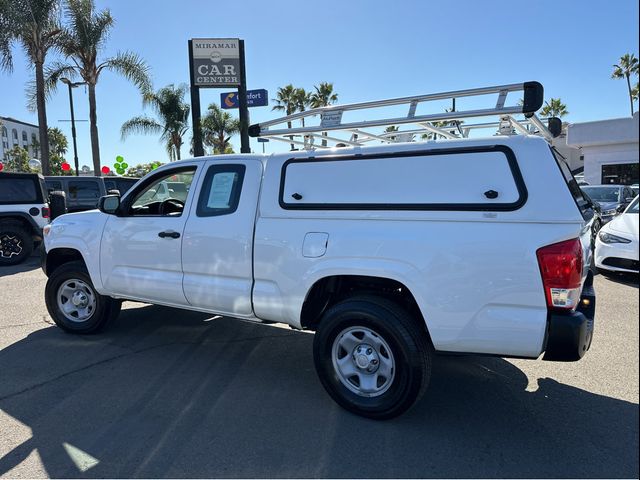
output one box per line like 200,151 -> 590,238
45,261 -> 120,334
0,221 -> 33,266
313,295 -> 432,419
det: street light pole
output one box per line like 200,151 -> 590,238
60,78 -> 86,176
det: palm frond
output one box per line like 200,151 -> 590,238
0,0 -> 15,72
62,0 -> 113,56
99,50 -> 151,92
24,62 -> 78,111
120,116 -> 162,140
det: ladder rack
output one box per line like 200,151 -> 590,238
248,81 -> 558,150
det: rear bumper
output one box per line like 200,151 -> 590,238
542,284 -> 595,362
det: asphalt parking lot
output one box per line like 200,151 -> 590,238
0,255 -> 638,478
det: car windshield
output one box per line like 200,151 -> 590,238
581,186 -> 621,203
626,197 -> 639,214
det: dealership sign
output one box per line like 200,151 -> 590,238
221,89 -> 268,109
191,38 -> 240,87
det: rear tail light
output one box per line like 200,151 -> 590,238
41,207 -> 50,219
536,238 -> 583,310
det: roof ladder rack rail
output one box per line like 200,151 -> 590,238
248,81 -> 545,146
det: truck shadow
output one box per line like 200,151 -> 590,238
0,304 -> 637,478
597,271 -> 639,288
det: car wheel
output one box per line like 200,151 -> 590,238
45,260 -> 121,334
0,221 -> 34,266
313,295 -> 432,419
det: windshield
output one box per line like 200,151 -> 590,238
626,197 -> 639,214
581,186 -> 621,203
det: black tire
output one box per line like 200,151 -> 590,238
313,295 -> 432,419
0,221 -> 34,266
48,190 -> 67,220
45,260 -> 121,334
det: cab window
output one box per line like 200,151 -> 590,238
128,168 -> 196,216
196,164 -> 245,217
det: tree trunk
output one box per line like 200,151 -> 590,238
34,60 -> 50,175
626,73 -> 634,116
287,120 -> 294,151
87,83 -> 101,176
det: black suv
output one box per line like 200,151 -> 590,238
0,172 -> 50,265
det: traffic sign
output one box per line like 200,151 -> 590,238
221,89 -> 268,109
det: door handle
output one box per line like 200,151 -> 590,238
158,230 -> 180,239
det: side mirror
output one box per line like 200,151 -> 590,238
625,197 -> 635,203
616,204 -> 626,213
98,195 -> 120,215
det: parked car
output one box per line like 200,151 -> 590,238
42,136 -> 596,419
45,176 -> 139,213
580,185 -> 636,223
0,172 -> 50,265
595,196 -> 639,274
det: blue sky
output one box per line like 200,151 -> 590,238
1,0 -> 638,170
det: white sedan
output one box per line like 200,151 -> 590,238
595,196 -> 639,273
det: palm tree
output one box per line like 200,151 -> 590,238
121,84 -> 190,161
612,53 -> 640,115
384,125 -> 399,142
632,82 -> 639,104
310,82 -> 338,146
45,0 -> 151,175
540,98 -> 569,118
201,103 -> 240,154
272,84 -> 298,150
0,0 -> 62,175
293,87 -> 311,127
309,81 -> 338,108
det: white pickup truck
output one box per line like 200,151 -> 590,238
42,135 -> 596,419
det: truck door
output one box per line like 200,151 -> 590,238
182,159 -> 262,316
100,164 -> 199,305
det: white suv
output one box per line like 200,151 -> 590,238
0,172 -> 50,265
42,136 -> 596,418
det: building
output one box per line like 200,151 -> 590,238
566,113 -> 639,185
550,127 -> 583,173
0,116 -> 40,161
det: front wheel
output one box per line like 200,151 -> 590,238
313,295 -> 432,419
45,261 -> 120,334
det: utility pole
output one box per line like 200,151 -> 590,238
60,78 -> 87,176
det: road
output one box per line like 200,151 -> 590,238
0,255 -> 638,478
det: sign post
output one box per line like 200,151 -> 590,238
238,40 -> 250,153
188,38 -> 250,155
188,40 -> 204,157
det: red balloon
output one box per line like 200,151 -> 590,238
101,166 -> 110,174
61,162 -> 71,171
0,162 -> 4,172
